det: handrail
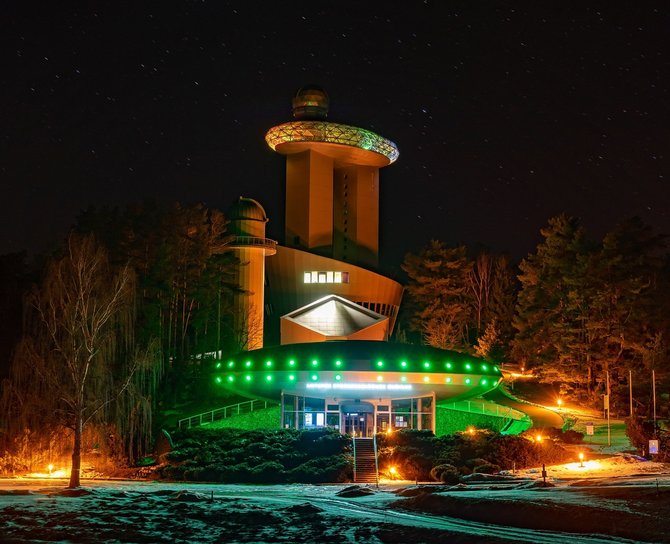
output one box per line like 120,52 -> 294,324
219,235 -> 278,251
440,399 -> 527,421
178,399 -> 272,429
372,434 -> 379,488
352,437 -> 357,482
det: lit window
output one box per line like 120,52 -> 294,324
303,271 -> 350,284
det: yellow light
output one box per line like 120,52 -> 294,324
377,375 -> 383,381
47,464 -> 54,474
579,452 -> 585,467
535,434 -> 543,442
557,398 -> 563,407
423,376 -> 430,383
467,426 -> 475,435
389,466 -> 397,474
386,427 -> 393,434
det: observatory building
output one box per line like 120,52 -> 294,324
213,87 -> 504,437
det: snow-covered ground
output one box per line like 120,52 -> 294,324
2,454 -> 670,543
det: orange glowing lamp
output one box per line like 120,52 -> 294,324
579,452 -> 585,467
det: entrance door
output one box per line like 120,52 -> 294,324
341,402 -> 374,437
343,413 -> 366,437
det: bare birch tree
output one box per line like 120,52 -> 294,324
22,233 -> 137,488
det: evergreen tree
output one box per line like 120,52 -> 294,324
401,241 -> 471,351
512,214 -> 592,385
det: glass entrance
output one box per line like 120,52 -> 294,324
343,412 -> 373,437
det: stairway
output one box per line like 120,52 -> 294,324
353,438 -> 378,484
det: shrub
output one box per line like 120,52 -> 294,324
159,427 -> 352,483
430,464 -> 460,484
473,462 -> 500,474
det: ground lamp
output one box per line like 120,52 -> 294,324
579,452 -> 585,467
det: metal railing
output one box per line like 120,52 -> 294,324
440,399 -> 526,421
218,235 -> 277,253
372,433 -> 379,488
178,399 -> 272,429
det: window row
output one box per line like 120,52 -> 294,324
303,271 -> 350,284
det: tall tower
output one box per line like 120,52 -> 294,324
265,86 -> 399,269
220,197 -> 276,350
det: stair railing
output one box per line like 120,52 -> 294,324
373,433 -> 379,488
352,437 -> 357,482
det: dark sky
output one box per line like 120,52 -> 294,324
3,2 -> 669,274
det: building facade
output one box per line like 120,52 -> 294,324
214,87 -> 502,435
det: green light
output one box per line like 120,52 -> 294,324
481,364 -> 488,371
481,379 -> 488,385
493,366 -> 499,372
423,361 -> 431,369
446,376 -> 452,383
227,361 -> 235,368
335,374 -> 342,381
215,376 -> 222,384
311,374 -> 318,381
445,362 -> 452,369
335,360 -> 342,367
245,360 -> 252,368
288,374 -> 295,381
400,375 -> 407,382
289,359 -> 296,366
311,359 -> 318,366
266,375 -> 273,381
465,363 -> 472,371
376,360 -> 384,367
266,360 -> 273,367
400,361 -> 407,368
465,377 -> 472,385
227,375 -> 234,382
215,362 -> 222,369
245,374 -> 252,381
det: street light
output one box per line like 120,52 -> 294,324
579,452 -> 585,467
389,466 -> 397,480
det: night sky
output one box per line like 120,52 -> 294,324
3,3 -> 669,274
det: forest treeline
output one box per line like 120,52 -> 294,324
0,202 -> 668,471
401,213 -> 670,415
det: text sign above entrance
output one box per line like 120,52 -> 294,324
305,382 -> 413,391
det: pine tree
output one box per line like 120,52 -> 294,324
401,241 -> 472,351
512,214 -> 591,385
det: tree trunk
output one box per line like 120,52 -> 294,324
68,411 -> 83,488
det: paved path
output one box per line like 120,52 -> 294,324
484,386 -> 565,429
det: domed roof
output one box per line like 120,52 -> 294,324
292,85 -> 329,120
228,197 -> 268,222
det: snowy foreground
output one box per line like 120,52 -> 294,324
2,455 -> 670,543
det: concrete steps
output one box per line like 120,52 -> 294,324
353,438 -> 378,484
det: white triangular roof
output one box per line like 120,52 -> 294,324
282,294 -> 387,337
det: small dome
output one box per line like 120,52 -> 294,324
228,197 -> 268,222
292,85 -> 329,119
